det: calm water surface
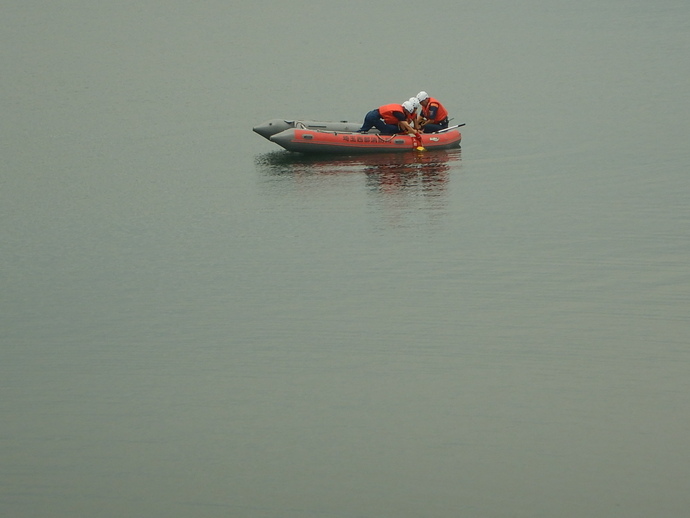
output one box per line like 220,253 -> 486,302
2,2 -> 689,517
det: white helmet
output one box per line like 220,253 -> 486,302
416,91 -> 429,102
402,100 -> 415,113
408,97 -> 420,110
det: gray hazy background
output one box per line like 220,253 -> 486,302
2,1 -> 689,517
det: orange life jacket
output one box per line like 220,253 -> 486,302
422,97 -> 448,123
378,104 -> 407,124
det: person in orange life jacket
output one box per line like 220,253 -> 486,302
406,96 -> 422,130
415,91 -> 449,133
358,99 -> 420,135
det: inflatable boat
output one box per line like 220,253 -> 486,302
253,119 -> 462,155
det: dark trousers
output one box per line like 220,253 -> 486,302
422,119 -> 450,133
359,110 -> 400,135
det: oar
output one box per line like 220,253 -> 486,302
436,123 -> 466,133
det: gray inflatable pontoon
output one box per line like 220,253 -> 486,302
253,119 -> 377,140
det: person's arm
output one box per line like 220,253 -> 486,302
393,111 -> 419,135
398,120 -> 420,135
426,103 -> 439,121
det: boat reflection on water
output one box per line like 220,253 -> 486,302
254,148 -> 461,198
254,149 -> 461,228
